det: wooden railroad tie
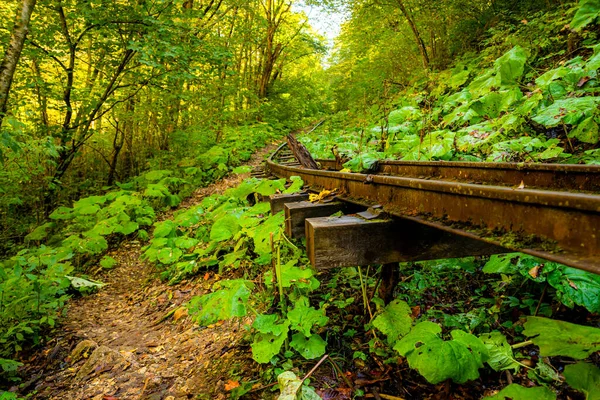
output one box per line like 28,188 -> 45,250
269,192 -> 310,214
304,215 -> 505,270
284,201 -> 349,239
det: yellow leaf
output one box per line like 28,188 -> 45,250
528,265 -> 541,278
173,307 -> 188,321
309,189 -> 335,203
225,380 -> 240,391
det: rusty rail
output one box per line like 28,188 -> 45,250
267,144 -> 600,275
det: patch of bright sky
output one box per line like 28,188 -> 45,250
292,1 -> 346,50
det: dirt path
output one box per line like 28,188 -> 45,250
18,144 -> 278,400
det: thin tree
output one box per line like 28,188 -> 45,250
0,0 -> 37,129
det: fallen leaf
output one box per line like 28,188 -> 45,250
224,379 -> 240,391
577,76 -> 591,88
411,305 -> 421,318
568,279 -> 578,290
529,265 -> 542,279
174,307 -> 188,321
517,180 -> 525,189
309,188 -> 336,202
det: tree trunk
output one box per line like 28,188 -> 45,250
0,0 -> 37,129
394,0 -> 429,70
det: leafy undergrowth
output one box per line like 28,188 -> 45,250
0,124 -> 282,374
301,3 -> 600,171
132,173 -> 600,399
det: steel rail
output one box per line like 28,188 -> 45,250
317,159 -> 600,192
267,144 -> 600,274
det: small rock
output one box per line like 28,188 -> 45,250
70,340 -> 98,363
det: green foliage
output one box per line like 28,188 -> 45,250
188,280 -> 254,326
303,5 -> 600,166
99,256 -> 117,270
287,297 -> 329,337
394,321 -> 489,384
372,299 -> 413,345
479,331 -> 521,372
571,0 -> 600,30
483,253 -> 600,313
0,125 -> 286,366
484,384 -> 556,400
523,317 -> 600,358
564,362 -> 600,400
0,392 -> 23,400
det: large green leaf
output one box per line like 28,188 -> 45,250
547,267 -> 600,313
484,384 -> 556,400
495,46 -> 527,85
157,247 -> 183,264
564,362 -> 600,400
571,0 -> 600,31
536,67 -> 570,88
482,253 -> 521,274
210,215 -> 240,242
342,151 -> 385,172
479,331 -> 520,372
188,279 -> 253,326
25,222 -> 55,241
372,299 -> 413,345
394,322 -> 488,384
569,116 -> 599,144
523,317 -> 600,358
290,332 -> 327,360
532,97 -> 600,127
251,332 -> 287,364
287,297 -> 328,337
264,260 -> 318,290
283,176 -> 304,194
153,220 -> 176,238
253,314 -> 290,336
252,213 -> 284,256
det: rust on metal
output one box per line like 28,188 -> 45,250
317,158 -> 600,192
267,144 -> 600,274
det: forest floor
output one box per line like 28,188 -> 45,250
15,144 -> 279,400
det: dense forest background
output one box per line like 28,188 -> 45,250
1,0 -> 599,394
1,0 -> 598,253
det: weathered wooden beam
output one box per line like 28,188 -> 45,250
305,216 -> 506,269
269,192 -> 310,215
287,134 -> 319,169
284,201 -> 347,238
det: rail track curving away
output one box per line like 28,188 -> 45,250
265,143 -> 600,275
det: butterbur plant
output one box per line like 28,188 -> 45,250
176,176 -> 330,364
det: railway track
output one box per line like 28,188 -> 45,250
265,143 -> 600,275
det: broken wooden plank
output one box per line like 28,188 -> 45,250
305,216 -> 506,269
287,134 -> 319,169
269,192 -> 310,215
284,201 -> 346,239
